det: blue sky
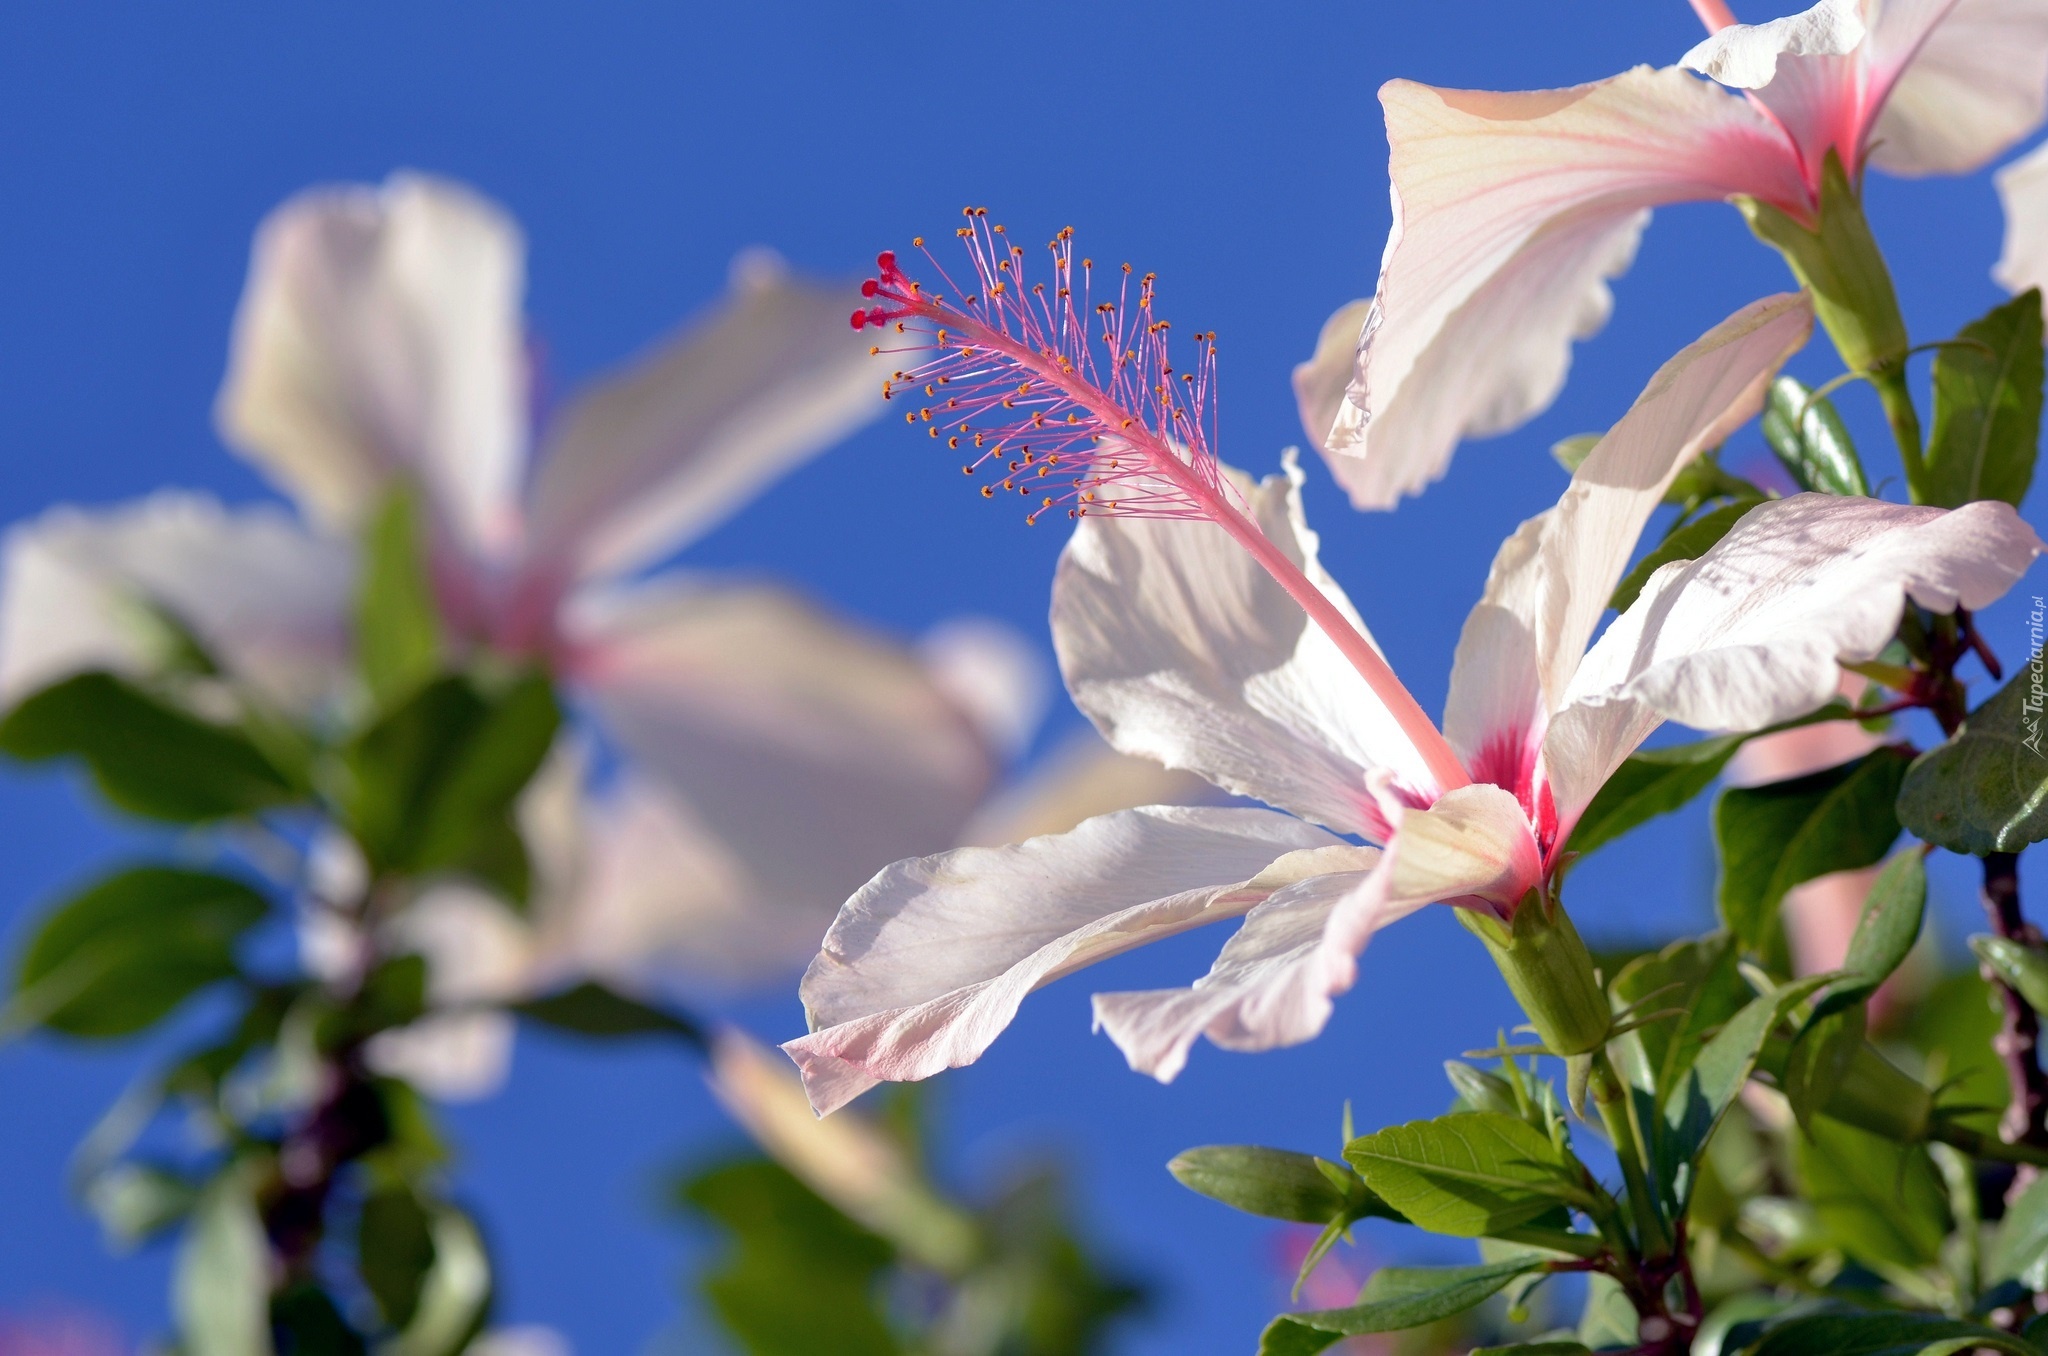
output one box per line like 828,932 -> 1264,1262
0,3 -> 2039,1352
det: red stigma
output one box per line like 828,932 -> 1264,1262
861,278 -> 880,297
850,309 -> 868,331
876,250 -> 896,272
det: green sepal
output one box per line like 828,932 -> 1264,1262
356,486 -> 445,708
1736,151 -> 1908,378
1458,900 -> 1611,1057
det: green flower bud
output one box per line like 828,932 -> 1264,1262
1458,894 -> 1611,1057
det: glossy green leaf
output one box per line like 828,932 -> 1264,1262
1168,1145 -> 1389,1226
1715,746 -> 1912,960
1749,1311 -> 2036,1356
1344,1112 -> 1584,1239
1794,1116 -> 1948,1270
1259,1258 -> 1546,1356
1609,498 -> 1761,613
680,1156 -> 902,1356
1924,289 -> 2043,509
1990,1169 -> 2048,1290
344,671 -> 560,897
1834,849 -> 1927,1001
1658,975 -> 1832,1213
174,1166 -> 273,1356
359,1184 -> 437,1329
1971,935 -> 2048,1013
356,487 -> 444,707
1762,374 -> 1870,497
1898,667 -> 2048,855
1608,933 -> 1748,1109
14,866 -> 267,1038
512,981 -> 704,1045
0,671 -> 298,822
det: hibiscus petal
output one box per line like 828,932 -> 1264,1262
958,728 -> 1219,848
0,491 -> 353,713
216,173 -> 527,557
523,251 -> 884,583
364,1011 -> 516,1104
566,577 -> 998,969
1092,784 -> 1540,1082
1996,138 -> 2048,294
1869,0 -> 2048,176
782,806 -> 1357,1114
1314,67 -> 1801,508
1053,454 -> 1430,835
1441,294 -> 1812,783
1545,494 -> 2043,826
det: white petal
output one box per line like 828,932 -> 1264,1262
1869,0 -> 2048,176
0,492 -> 352,714
958,728 -> 1219,848
782,806 -> 1354,1114
917,616 -> 1051,763
1053,454 -> 1431,835
1545,494 -> 2043,825
568,577 -> 997,967
1681,0 -> 1867,88
364,1011 -> 516,1103
523,251 -> 884,582
1995,138 -> 2048,295
216,173 -> 527,557
1292,298 -> 1375,452
1092,784 -> 1541,1082
1722,673 -> 1883,786
384,884 -> 539,1005
1320,68 -> 1801,508
1441,294 -> 1812,783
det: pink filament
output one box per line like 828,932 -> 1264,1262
858,214 -> 1470,796
1689,0 -> 1739,31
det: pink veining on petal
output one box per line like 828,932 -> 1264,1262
859,216 -> 1473,797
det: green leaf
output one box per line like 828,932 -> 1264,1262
1989,1169 -> 2048,1290
1715,746 -> 1912,961
1794,1116 -> 1949,1270
1971,935 -> 2048,1013
1343,1112 -> 1585,1239
1168,1145 -> 1390,1225
387,1207 -> 491,1356
269,1284 -> 366,1356
1837,849 -> 1928,998
350,954 -> 429,1038
1577,1272 -> 1639,1350
174,1165 -> 273,1356
0,671 -> 298,822
84,1161 -> 197,1251
357,488 -> 444,707
1259,1258 -> 1546,1356
14,866 -> 268,1038
1924,289 -> 2044,509
1749,1311 -> 2037,1356
1782,1003 -> 1865,1131
679,1156 -> 903,1356
1551,434 -> 1600,473
1609,933 -> 1749,1110
1762,374 -> 1870,497
512,981 -> 704,1044
1609,499 -> 1762,613
343,671 -> 560,896
1658,974 -> 1832,1213
359,1185 -> 437,1329
1567,705 -> 1858,859
1897,666 -> 2048,855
